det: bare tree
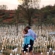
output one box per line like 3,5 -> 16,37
15,0 -> 41,36
22,0 -> 41,26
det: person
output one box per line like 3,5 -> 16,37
25,26 -> 37,41
22,29 -> 34,55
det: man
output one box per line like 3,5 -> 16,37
25,26 -> 37,40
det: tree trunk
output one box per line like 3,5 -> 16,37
28,17 -> 32,26
40,18 -> 42,36
16,23 -> 18,36
16,15 -> 19,36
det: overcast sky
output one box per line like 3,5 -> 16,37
0,0 -> 55,10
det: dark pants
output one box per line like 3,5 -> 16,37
22,40 -> 34,52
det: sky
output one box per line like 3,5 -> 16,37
0,0 -> 55,10
40,0 -> 55,8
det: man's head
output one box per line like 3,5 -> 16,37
25,26 -> 31,30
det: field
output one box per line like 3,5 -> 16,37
0,25 -> 55,55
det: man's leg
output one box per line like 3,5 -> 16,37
29,46 -> 33,55
29,40 -> 34,55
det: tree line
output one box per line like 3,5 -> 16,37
15,5 -> 55,26
0,5 -> 55,26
